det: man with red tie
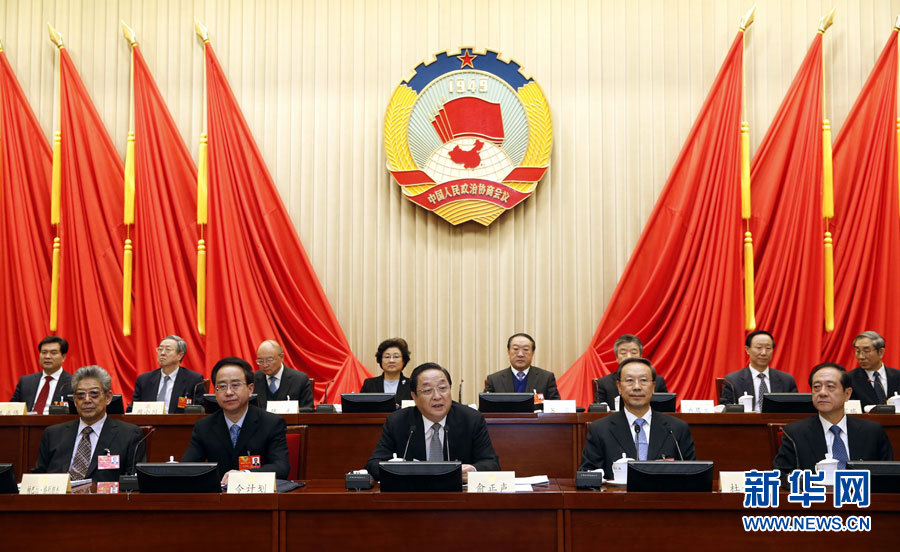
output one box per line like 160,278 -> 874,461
10,336 -> 73,414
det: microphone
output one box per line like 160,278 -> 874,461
401,425 -> 415,461
322,379 -> 334,403
780,427 -> 800,471
458,377 -> 464,405
130,427 -> 156,473
119,427 -> 156,492
665,428 -> 684,460
193,379 -> 209,400
444,424 -> 450,461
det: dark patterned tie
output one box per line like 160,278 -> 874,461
873,372 -> 887,405
756,373 -> 768,412
69,426 -> 93,480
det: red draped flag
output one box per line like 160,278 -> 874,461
198,29 -> 370,400
126,41 -> 207,380
749,33 -> 825,388
558,31 -> 746,406
0,48 -> 53,400
51,34 -> 135,394
821,28 -> 900,367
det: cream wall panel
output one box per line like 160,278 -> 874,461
2,0 -> 898,401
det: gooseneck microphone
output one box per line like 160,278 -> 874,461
722,378 -> 738,404
666,428 -> 684,460
401,425 -> 416,460
130,427 -> 156,474
780,427 -> 800,471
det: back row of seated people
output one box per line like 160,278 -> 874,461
12,329 -> 900,415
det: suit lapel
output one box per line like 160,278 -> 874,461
169,369 -> 187,412
739,368 -> 755,399
146,370 -> 162,402
609,412 -> 637,459
501,369 -> 515,393
886,367 -> 900,397
54,420 -> 80,472
647,412 -> 670,460
24,373 -> 39,408
409,411 -> 427,461
805,418 -> 828,464
89,419 -> 120,476
233,407 -> 259,455
277,368 -> 295,400
851,369 -> 876,405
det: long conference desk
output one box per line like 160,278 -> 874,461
1,480 -> 898,551
3,411 -> 900,479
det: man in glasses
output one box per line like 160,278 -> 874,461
128,335 -> 205,413
580,358 -> 696,478
182,357 -> 289,484
848,331 -> 900,408
252,339 -> 314,411
366,362 -> 500,482
32,365 -> 145,481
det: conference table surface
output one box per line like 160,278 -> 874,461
1,479 -> 897,551
3,411 -> 900,480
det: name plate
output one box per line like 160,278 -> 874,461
227,471 -> 276,494
680,400 -> 715,413
844,400 -> 862,414
0,402 -> 27,415
20,473 -> 71,494
266,400 -> 299,414
467,471 -> 516,493
130,401 -> 165,415
718,471 -> 746,493
542,400 -> 576,413
400,400 -> 415,409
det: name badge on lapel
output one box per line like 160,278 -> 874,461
178,395 -> 191,409
239,455 -> 261,470
98,454 -> 120,470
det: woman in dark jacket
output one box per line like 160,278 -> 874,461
360,338 -> 412,403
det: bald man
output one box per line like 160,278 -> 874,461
253,340 -> 314,411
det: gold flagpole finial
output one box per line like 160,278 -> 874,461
739,5 -> 756,31
47,23 -> 64,48
121,21 -> 137,47
0,39 -> 4,52
818,8 -> 836,33
893,14 -> 900,31
194,20 -> 209,43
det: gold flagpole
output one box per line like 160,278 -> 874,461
195,20 -> 209,336
739,5 -> 756,331
819,9 -> 835,332
121,21 -> 138,337
48,23 -> 64,332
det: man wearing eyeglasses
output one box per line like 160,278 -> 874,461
252,340 -> 314,411
128,335 -> 205,413
366,362 -> 500,482
848,331 -> 900,407
32,365 -> 145,481
182,357 -> 289,484
719,330 -> 798,410
580,358 -> 696,478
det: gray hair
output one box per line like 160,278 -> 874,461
72,365 -> 113,393
258,339 -> 284,355
161,335 -> 188,355
614,334 -> 644,356
854,331 -> 885,350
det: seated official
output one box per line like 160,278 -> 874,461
483,333 -> 561,399
182,357 -> 290,484
367,362 -> 500,482
720,330 -> 797,409
848,331 -> 900,407
129,335 -> 205,413
253,339 -> 314,410
595,334 -> 667,408
32,365 -> 145,482
580,358 -> 696,476
774,363 -> 894,472
360,337 -> 413,403
11,336 -> 73,414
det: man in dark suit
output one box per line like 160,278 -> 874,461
367,362 -> 500,481
720,330 -> 798,410
580,358 -> 696,478
129,335 -> 205,413
594,334 -> 667,408
183,357 -> 289,484
32,365 -> 145,481
10,336 -> 73,414
774,363 -> 893,472
848,331 -> 900,407
483,333 -> 561,399
253,340 -> 314,411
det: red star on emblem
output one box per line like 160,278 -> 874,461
457,49 -> 476,69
